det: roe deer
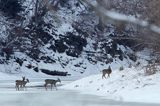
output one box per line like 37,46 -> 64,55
102,66 -> 112,79
44,78 -> 61,90
15,77 -> 29,91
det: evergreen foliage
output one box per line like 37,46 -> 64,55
0,0 -> 23,17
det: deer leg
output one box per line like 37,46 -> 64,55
54,84 -> 57,90
24,86 -> 27,91
102,74 -> 106,79
17,85 -> 19,91
102,75 -> 105,79
44,84 -> 47,91
108,74 -> 110,78
20,84 -> 22,87
51,84 -> 53,91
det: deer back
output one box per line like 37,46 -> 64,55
45,79 -> 55,84
103,68 -> 112,74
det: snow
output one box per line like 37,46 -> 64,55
61,67 -> 160,104
0,0 -> 160,104
0,75 -> 160,106
0,72 -> 18,80
0,62 -> 160,104
106,11 -> 149,27
56,23 -> 74,35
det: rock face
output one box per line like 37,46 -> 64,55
53,32 -> 87,57
0,0 -> 139,76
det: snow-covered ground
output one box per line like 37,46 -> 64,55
0,79 -> 108,106
0,78 -> 159,106
61,67 -> 160,104
0,49 -> 159,104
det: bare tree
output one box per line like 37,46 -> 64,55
79,0 -> 160,74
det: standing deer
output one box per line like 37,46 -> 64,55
15,76 -> 25,90
22,79 -> 29,90
102,66 -> 112,79
44,78 -> 61,90
15,77 -> 29,91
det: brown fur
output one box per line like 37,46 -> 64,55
44,78 -> 61,90
102,66 -> 112,79
15,77 -> 29,91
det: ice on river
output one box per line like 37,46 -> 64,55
0,79 -> 159,106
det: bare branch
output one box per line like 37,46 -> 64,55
80,0 -> 160,35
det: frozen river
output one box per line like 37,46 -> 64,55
0,79 -> 159,106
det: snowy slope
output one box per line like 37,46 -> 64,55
0,0 -> 152,79
61,67 -> 160,103
0,0 -> 160,105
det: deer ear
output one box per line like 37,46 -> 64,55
22,76 -> 25,79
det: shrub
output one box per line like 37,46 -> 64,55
119,66 -> 124,71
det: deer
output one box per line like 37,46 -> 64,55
102,66 -> 112,79
15,77 -> 29,91
21,79 -> 29,90
44,78 -> 61,90
15,76 -> 25,90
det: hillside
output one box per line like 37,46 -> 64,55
61,67 -> 160,103
0,0 -> 144,77
1,0 -> 160,105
